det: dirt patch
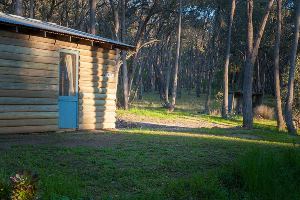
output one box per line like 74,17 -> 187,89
0,131 -> 126,150
117,113 -> 230,130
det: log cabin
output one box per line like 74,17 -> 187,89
0,12 -> 135,134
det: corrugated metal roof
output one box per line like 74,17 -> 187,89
0,12 -> 135,50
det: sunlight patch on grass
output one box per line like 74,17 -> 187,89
120,129 -> 299,148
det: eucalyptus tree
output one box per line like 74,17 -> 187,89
243,0 -> 275,129
274,0 -> 285,130
15,0 -> 23,15
30,0 -> 34,18
170,0 -> 182,110
90,0 -> 97,34
285,0 -> 300,134
222,0 -> 236,118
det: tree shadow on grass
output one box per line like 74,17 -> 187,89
117,120 -> 300,145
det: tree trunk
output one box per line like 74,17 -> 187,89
165,43 -> 172,104
150,64 -> 155,92
121,0 -> 129,110
122,51 -> 129,110
274,0 -> 285,131
205,70 -> 213,114
89,0 -> 96,34
243,0 -> 274,129
285,0 -> 300,135
29,0 -> 34,18
222,0 -> 236,118
15,0 -> 23,16
170,0 -> 182,109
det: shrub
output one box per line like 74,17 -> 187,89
254,105 -> 274,120
210,109 -> 221,116
294,110 -> 300,130
10,171 -> 39,200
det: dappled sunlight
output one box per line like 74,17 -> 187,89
119,129 -> 299,148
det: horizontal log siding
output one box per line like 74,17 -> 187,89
0,32 -> 59,133
0,30 -> 118,133
78,48 -> 117,130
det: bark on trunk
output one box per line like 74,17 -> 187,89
165,44 -> 172,104
89,0 -> 96,34
122,51 -> 129,110
15,0 -> 23,16
222,0 -> 236,118
285,0 -> 300,134
170,0 -> 182,109
30,0 -> 34,18
274,0 -> 285,131
243,0 -> 274,129
121,0 -> 129,110
205,70 -> 213,114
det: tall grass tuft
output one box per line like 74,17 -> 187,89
254,105 -> 275,120
164,148 -> 300,200
230,148 -> 300,200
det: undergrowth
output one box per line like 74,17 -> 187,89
164,148 -> 300,200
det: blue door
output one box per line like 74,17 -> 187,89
58,50 -> 79,129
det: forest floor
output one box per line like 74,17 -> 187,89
0,93 -> 300,199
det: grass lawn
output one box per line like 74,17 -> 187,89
0,92 -> 299,199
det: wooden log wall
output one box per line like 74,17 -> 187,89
0,30 -> 118,133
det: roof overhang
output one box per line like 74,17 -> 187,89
0,12 -> 136,51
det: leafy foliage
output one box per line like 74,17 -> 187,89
10,171 -> 38,200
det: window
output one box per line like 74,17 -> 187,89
59,52 -> 77,96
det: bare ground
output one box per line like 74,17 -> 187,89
0,113 -> 261,150
0,131 -> 125,150
116,113 -> 230,130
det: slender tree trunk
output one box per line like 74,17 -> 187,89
121,0 -> 129,110
204,6 -> 220,114
122,51 -> 129,110
29,0 -> 34,18
15,0 -> 23,16
222,0 -> 236,118
165,43 -> 172,104
243,0 -> 274,129
243,0 -> 255,129
274,0 -> 285,131
170,0 -> 182,109
89,0 -> 96,34
150,63 -> 155,92
205,70 -> 213,114
285,0 -> 300,134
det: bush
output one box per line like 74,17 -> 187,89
0,171 -> 39,200
10,171 -> 39,200
210,109 -> 221,116
254,105 -> 275,120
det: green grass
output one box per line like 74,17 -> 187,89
1,92 -> 300,199
1,130 -> 299,199
165,147 -> 300,200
